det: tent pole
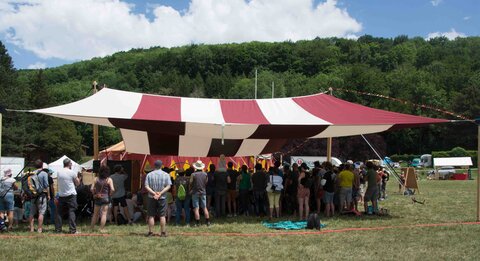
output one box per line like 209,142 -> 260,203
93,81 -> 99,161
476,119 -> 480,221
327,87 -> 333,162
0,112 -> 2,163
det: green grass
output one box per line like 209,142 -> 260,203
3,179 -> 480,260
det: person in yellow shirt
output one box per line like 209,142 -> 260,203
337,164 -> 354,213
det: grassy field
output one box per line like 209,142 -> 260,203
2,177 -> 480,260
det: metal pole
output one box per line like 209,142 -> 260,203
255,69 -> 258,99
93,81 -> 99,161
326,87 -> 333,162
476,119 -> 480,221
272,81 -> 274,99
0,113 -> 2,164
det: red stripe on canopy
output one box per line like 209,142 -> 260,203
132,94 -> 181,121
293,94 -> 449,125
220,100 -> 269,124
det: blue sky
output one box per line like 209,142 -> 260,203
0,0 -> 478,69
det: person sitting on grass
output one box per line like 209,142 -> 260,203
145,160 -> 172,237
90,166 -> 115,233
190,160 -> 211,227
364,161 -> 379,214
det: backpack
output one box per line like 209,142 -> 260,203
22,171 -> 42,200
117,213 -> 128,225
177,184 -> 186,201
306,213 -> 321,230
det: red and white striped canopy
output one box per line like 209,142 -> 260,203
32,88 -> 448,156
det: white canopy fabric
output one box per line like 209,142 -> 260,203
80,159 -> 93,170
49,155 -> 81,178
31,88 -> 449,157
433,157 -> 473,167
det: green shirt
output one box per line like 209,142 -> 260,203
366,169 -> 377,189
239,172 -> 251,190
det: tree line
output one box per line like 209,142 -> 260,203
0,35 -> 479,162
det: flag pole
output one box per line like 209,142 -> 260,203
326,87 -> 333,162
255,69 -> 258,99
93,81 -> 99,161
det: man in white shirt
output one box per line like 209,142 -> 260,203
55,158 -> 80,234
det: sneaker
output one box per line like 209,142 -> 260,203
70,231 -> 80,235
206,221 -> 211,227
146,231 -> 154,237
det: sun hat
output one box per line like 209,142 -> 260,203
3,169 -> 12,177
193,160 -> 205,170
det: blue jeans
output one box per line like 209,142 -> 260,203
175,196 -> 191,225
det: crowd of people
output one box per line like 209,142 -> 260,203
0,156 -> 391,236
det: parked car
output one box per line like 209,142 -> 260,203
411,158 -> 421,168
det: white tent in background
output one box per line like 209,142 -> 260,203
49,155 -> 81,178
80,159 -> 94,171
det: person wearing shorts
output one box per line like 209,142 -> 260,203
337,164 -> 354,213
190,160 -> 210,226
145,160 -> 172,237
110,165 -> 132,224
364,161 -> 379,214
29,160 -> 50,233
90,166 -> 114,233
0,169 -> 17,231
267,171 -> 283,219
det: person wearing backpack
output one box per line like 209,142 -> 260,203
175,169 -> 191,226
0,169 -> 18,231
28,160 -> 50,233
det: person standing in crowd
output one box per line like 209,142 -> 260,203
145,160 -> 172,237
364,161 -> 379,214
90,166 -> 114,233
214,163 -> 228,218
267,167 -> 283,220
322,162 -> 336,217
312,161 -> 324,214
55,158 -> 80,234
190,160 -> 211,226
206,164 -> 216,211
237,165 -> 251,216
175,169 -> 191,226
0,169 -> 18,231
46,168 -> 56,226
380,169 -> 390,200
29,160 -> 50,233
337,163 -> 354,213
297,166 -> 311,220
226,162 -> 239,217
284,163 -> 298,216
377,167 -> 385,200
252,163 -> 268,217
352,164 -> 362,212
110,165 -> 132,224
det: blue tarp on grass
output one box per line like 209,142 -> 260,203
262,220 -> 326,230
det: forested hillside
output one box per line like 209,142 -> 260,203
1,35 -> 479,161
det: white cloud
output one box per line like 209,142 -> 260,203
426,28 -> 466,40
430,0 -> 442,7
27,61 -> 46,69
0,0 -> 362,61
463,16 -> 471,20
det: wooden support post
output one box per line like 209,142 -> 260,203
93,81 -> 99,161
327,87 -> 333,162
